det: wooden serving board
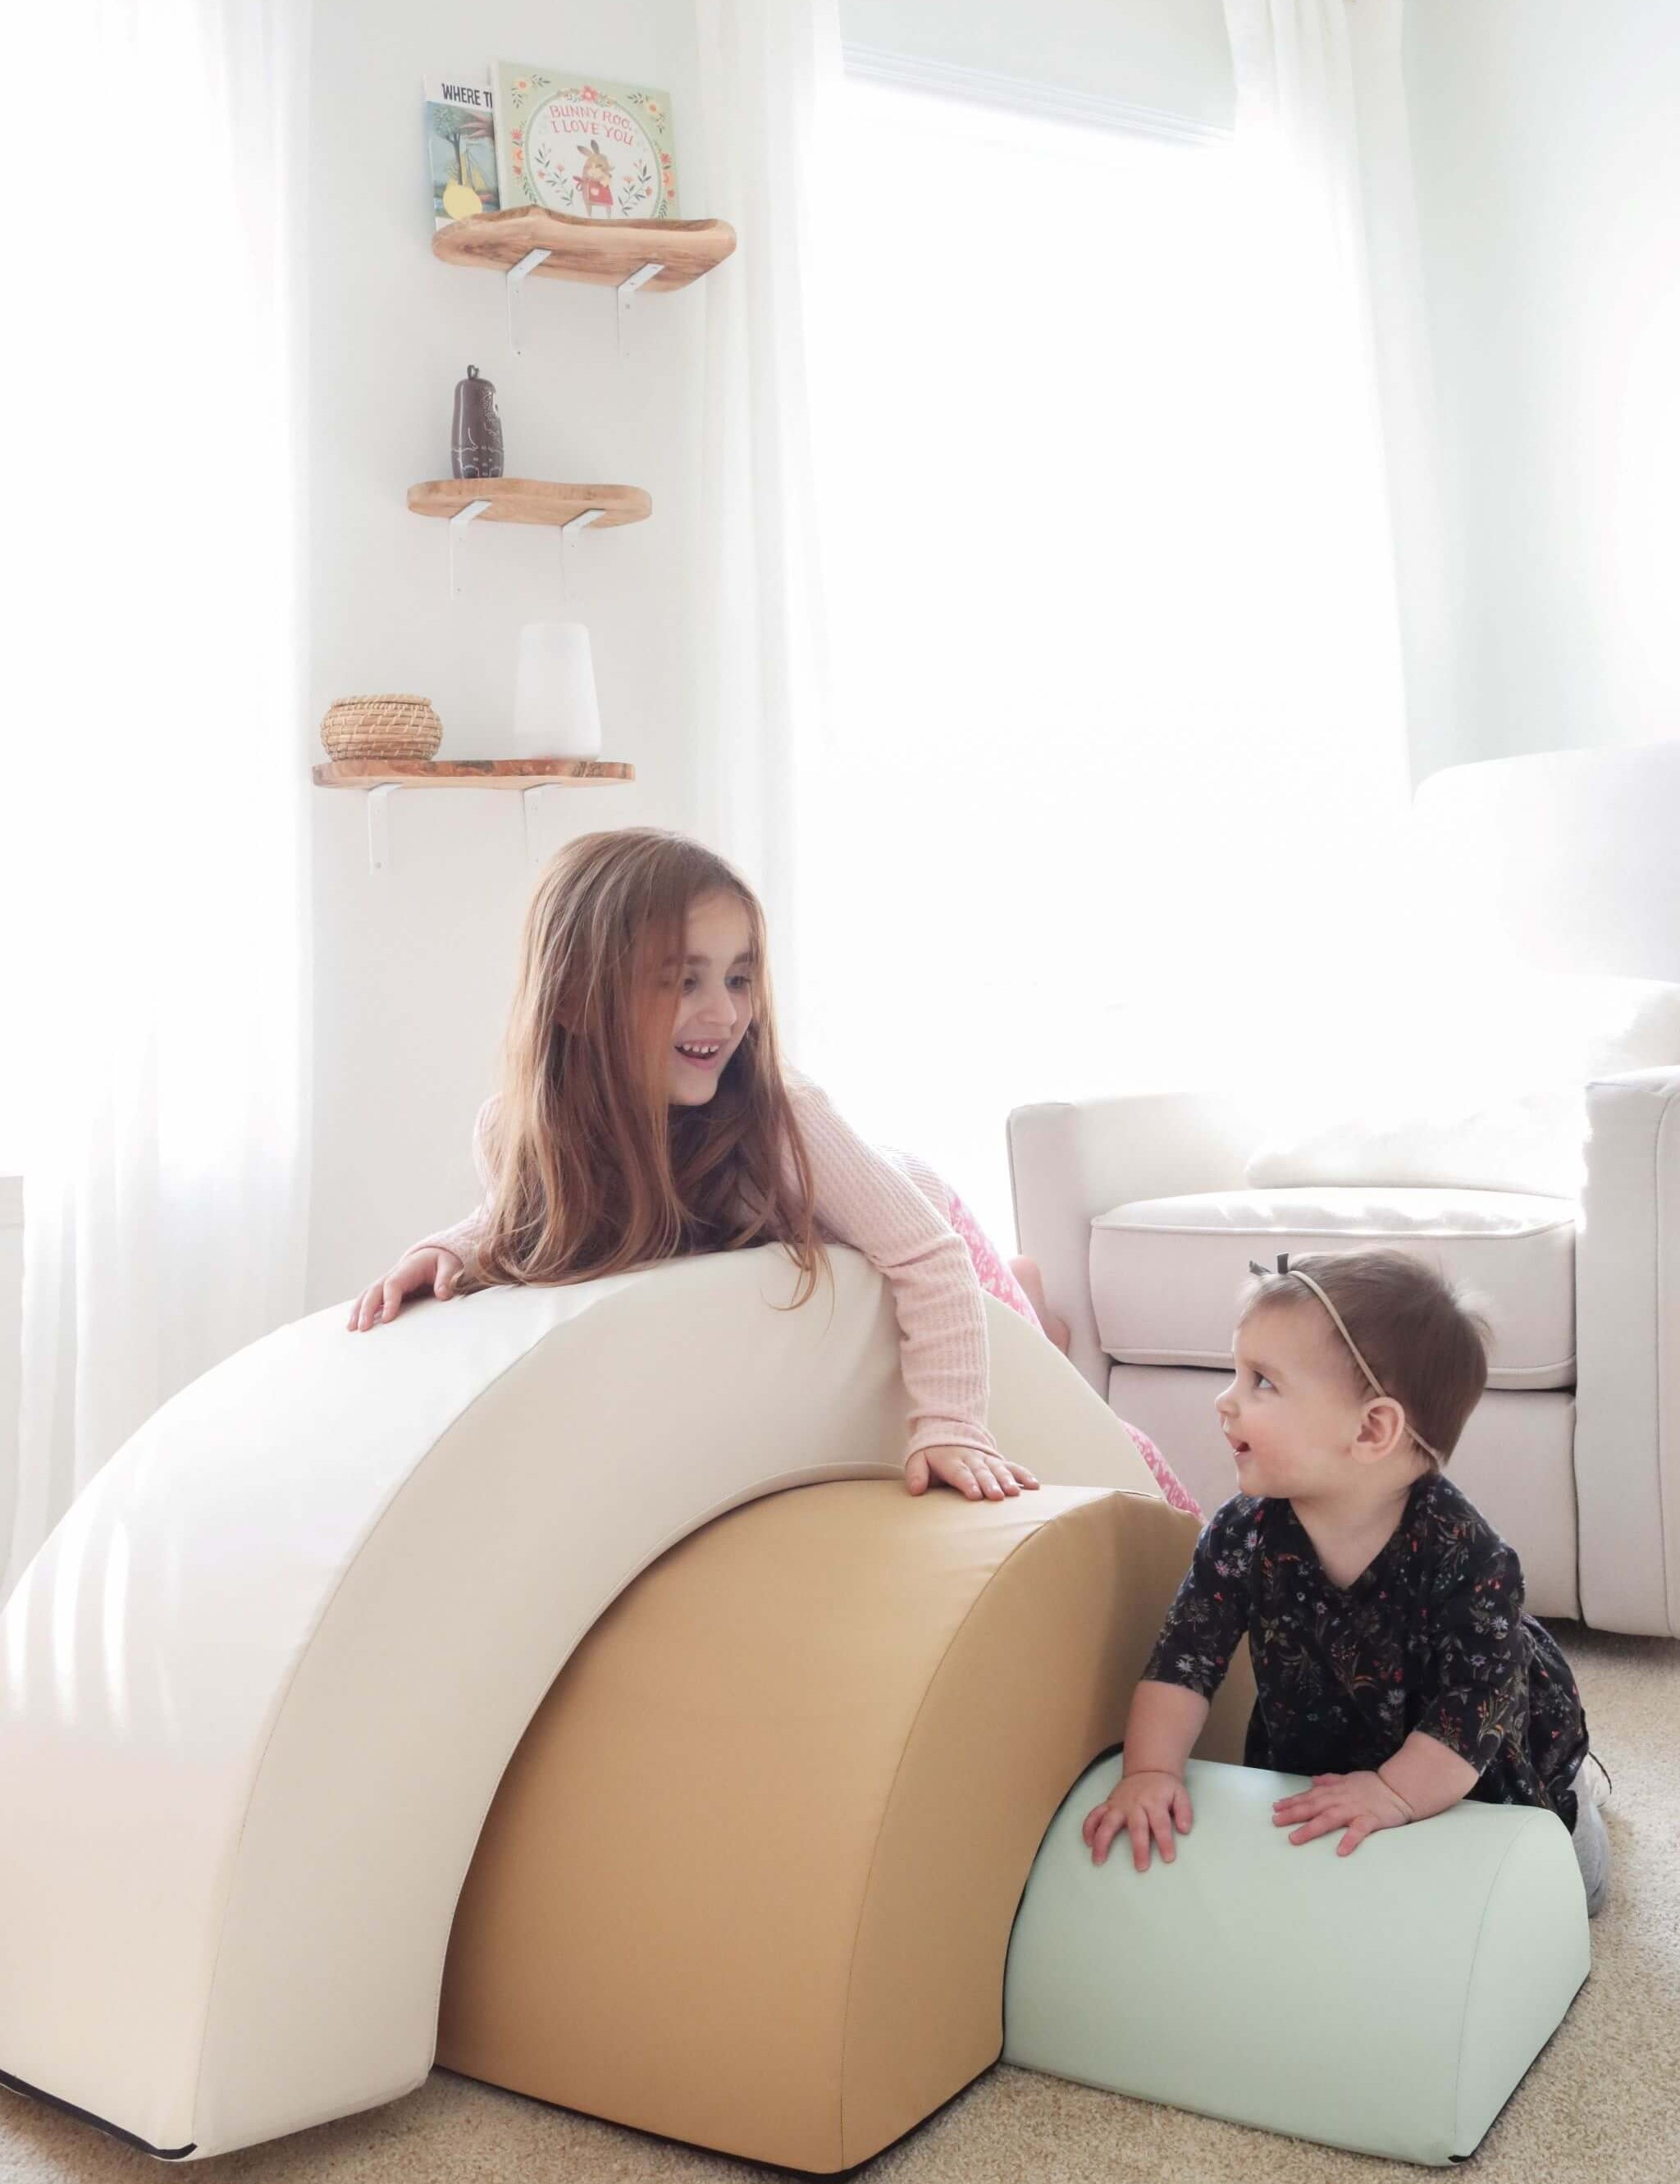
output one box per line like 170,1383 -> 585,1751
431,206 -> 736,290
407,480 -> 651,528
313,760 -> 635,788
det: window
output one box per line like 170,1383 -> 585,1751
801,75 -> 1404,1238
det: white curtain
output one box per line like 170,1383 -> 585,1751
692,0 -> 844,1061
1222,0 -> 1442,793
789,9 -> 1430,1238
2,0 -> 313,1595
1340,0 -> 1457,785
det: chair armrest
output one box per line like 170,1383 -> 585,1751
1007,1092 -> 1268,1394
1575,1065 -> 1680,1636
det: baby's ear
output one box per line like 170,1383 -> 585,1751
1354,1395 -> 1408,1463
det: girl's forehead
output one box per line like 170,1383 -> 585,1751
683,890 -> 754,958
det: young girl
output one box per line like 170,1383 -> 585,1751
348,828 -> 1195,1510
1083,1249 -> 1609,1916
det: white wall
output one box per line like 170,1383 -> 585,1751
1402,0 -> 1680,774
304,0 -> 1238,1314
306,0 -> 709,1309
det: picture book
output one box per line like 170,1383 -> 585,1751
426,73 -> 500,229
493,63 -> 678,221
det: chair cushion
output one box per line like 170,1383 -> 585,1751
1091,1186 -> 1577,1390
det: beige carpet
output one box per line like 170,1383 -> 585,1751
3,1623 -> 1674,2184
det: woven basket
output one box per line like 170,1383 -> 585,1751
320,694 -> 443,761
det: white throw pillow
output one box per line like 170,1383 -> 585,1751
1244,971 -> 1680,1199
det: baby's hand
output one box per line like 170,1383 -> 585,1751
1272,1770 -> 1414,1855
347,1247 -> 465,1333
1082,1770 -> 1194,1871
903,1446 -> 1039,1501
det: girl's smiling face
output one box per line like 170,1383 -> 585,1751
664,889 -> 756,1106
1215,1301 -> 1371,1501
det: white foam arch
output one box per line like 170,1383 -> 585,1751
0,1248 -> 1156,2159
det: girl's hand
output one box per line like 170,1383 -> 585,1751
903,1446 -> 1040,1501
346,1247 -> 465,1332
1271,1770 -> 1415,1855
1083,1770 -> 1194,1871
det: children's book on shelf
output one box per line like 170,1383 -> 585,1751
493,62 -> 679,221
425,73 -> 500,228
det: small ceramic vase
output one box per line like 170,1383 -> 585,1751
513,623 -> 603,758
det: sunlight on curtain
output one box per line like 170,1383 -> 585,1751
695,0 -> 845,1068
800,78 -> 1412,1240
2,0 -> 310,1589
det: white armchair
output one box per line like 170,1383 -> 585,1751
1009,744 -> 1680,1637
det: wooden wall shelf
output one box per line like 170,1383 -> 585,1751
408,479 -> 651,528
315,758 -> 636,870
313,760 -> 634,788
432,207 -> 736,290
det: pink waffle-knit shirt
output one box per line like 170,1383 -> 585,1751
413,1074 -> 1000,1465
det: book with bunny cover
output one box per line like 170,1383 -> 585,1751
493,63 -> 679,220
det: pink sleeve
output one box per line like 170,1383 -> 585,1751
409,1096 -> 499,1266
790,1079 -> 998,1464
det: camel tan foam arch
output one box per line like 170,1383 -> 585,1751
0,1247 -> 1161,2160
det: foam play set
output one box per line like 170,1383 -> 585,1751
0,1250 -> 1589,2166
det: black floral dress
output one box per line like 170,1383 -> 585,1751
1143,1472 -> 1591,1830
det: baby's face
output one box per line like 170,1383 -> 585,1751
1215,1301 -> 1367,1501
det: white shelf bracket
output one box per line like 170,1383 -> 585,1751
448,496 -> 491,599
523,785 -> 546,866
616,262 -> 664,354
366,784 -> 401,875
557,505 -> 605,602
506,247 -> 552,354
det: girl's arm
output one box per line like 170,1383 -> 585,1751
788,1080 -> 1001,1466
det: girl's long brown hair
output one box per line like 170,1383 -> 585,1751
465,829 -> 823,1301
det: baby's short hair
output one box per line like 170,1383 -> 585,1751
1241,1249 -> 1491,1467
